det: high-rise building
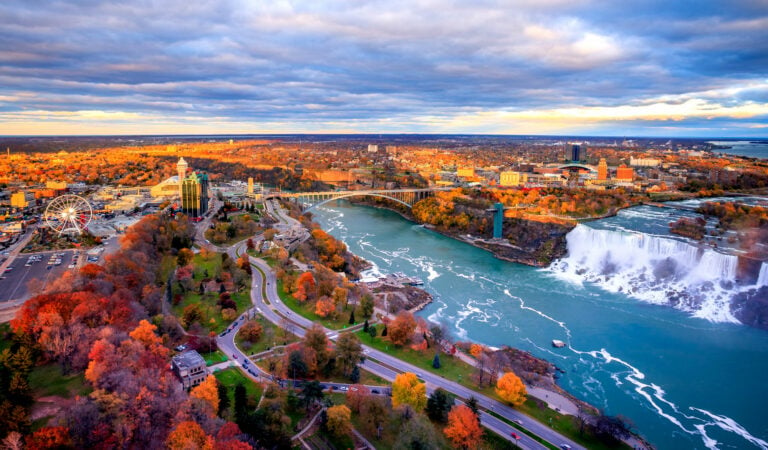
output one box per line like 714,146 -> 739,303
367,144 -> 378,153
597,158 -> 608,180
181,171 -> 209,218
247,177 -> 254,195
567,143 -> 586,162
177,157 -> 188,198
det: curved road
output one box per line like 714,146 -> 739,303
212,200 -> 583,450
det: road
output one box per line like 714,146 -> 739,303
211,201 -> 586,450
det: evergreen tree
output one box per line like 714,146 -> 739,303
363,319 -> 369,332
349,310 -> 355,325
466,396 -> 480,417
382,325 -> 388,337
234,383 -> 248,426
432,352 -> 441,369
426,388 -> 453,423
367,325 -> 377,339
217,381 -> 230,417
350,365 -> 360,383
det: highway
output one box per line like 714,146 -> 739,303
210,200 -> 585,450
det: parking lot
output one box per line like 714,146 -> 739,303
0,250 -> 78,303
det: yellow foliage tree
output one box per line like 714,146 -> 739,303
469,344 -> 485,358
190,375 -> 220,413
326,404 -> 352,437
391,372 -> 426,411
495,371 -> 527,407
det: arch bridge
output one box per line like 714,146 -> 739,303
267,188 -> 446,211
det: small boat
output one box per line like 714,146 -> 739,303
552,340 -> 566,348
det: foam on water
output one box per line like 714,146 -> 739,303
550,225 -> 741,323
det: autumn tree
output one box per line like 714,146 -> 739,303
393,415 -> 437,450
325,404 -> 352,438
294,272 -> 316,302
391,372 -> 426,411
328,330 -> 361,375
331,287 -> 348,309
239,320 -> 263,343
177,248 -> 194,267
166,421 -> 214,450
190,375 -> 220,413
496,371 -> 527,407
25,426 -> 71,450
444,404 -> 483,449
388,311 -> 417,346
469,343 -> 485,358
303,324 -> 330,370
314,296 -> 336,318
360,293 -> 374,318
345,384 -> 371,413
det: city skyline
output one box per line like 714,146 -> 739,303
1,0 -> 767,137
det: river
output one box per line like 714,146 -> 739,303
311,200 -> 768,450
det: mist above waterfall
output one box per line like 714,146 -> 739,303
551,224 -> 745,323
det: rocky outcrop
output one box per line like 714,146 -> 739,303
731,286 -> 768,330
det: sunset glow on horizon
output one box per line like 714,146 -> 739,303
1,1 -> 767,137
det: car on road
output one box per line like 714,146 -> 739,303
232,354 -> 237,359
4,267 -> 12,272
371,389 -> 379,394
559,445 -> 572,450
514,419 -> 523,426
510,433 -> 520,440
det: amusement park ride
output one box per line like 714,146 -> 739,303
43,194 -> 93,235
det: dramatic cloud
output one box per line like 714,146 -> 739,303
0,0 -> 766,136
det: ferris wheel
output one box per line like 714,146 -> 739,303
44,194 -> 93,235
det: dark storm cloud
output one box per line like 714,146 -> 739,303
0,0 -> 766,134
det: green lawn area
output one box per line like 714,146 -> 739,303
191,253 -> 221,281
202,349 -> 228,366
357,325 -> 472,384
276,278 -> 368,330
214,367 -> 263,406
171,252 -> 252,334
29,364 -> 91,398
235,313 -> 299,355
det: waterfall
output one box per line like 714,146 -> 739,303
550,225 -> 740,323
758,263 -> 768,287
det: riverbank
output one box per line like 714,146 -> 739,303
347,197 -> 573,267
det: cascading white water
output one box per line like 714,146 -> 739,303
758,263 -> 768,287
551,225 -> 740,323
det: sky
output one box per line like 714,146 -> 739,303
1,0 -> 767,137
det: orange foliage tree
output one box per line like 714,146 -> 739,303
495,371 -> 527,407
469,344 -> 485,358
388,311 -> 417,346
314,296 -> 336,318
345,384 -> 371,413
443,404 -> 483,449
391,372 -> 426,411
294,272 -> 316,302
166,421 -> 214,450
25,426 -> 72,450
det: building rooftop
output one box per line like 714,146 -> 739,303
172,350 -> 205,369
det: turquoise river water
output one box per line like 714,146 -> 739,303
312,201 -> 768,450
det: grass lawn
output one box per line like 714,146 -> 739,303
235,314 -> 299,355
171,252 -> 251,334
276,278 -> 368,331
214,367 -> 263,406
29,364 -> 91,398
191,253 -> 222,281
202,349 -> 228,366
